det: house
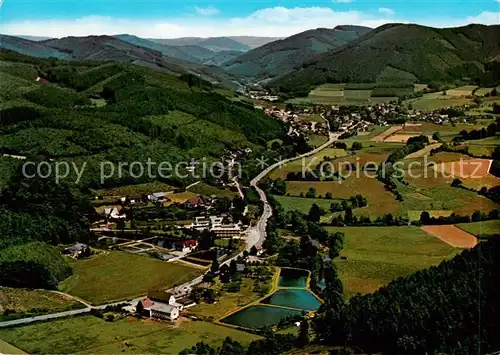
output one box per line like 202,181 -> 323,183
184,197 -> 202,209
174,240 -> 197,253
104,207 -> 125,219
148,192 -> 168,203
141,297 -> 179,321
62,242 -> 89,258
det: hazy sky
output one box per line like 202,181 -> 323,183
0,0 -> 498,38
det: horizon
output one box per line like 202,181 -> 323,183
5,22 -> 500,41
0,0 -> 498,38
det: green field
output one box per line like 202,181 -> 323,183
58,252 -> 203,305
407,92 -> 473,110
93,182 -> 174,198
273,195 -> 339,214
0,287 -> 82,320
327,226 -> 458,297
0,316 -> 259,354
455,220 -> 500,237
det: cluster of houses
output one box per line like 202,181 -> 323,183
185,215 -> 245,238
264,107 -> 329,138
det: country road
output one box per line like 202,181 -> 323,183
0,121 -> 340,329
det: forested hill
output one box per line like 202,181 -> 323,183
0,50 -> 285,188
270,24 -> 500,93
315,235 -> 500,354
0,34 -> 239,85
222,26 -> 371,79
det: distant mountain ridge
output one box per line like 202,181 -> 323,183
0,34 -> 239,86
270,23 -> 500,92
221,25 -> 372,79
149,36 -> 250,52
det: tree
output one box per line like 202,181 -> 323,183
296,319 -> 310,347
351,141 -> 363,151
219,337 -> 245,355
210,253 -> 219,273
420,211 -> 431,225
306,187 -> 317,198
135,301 -> 144,315
325,192 -> 333,199
471,210 -> 482,222
330,202 -> 342,212
250,245 -> 258,256
308,203 -> 322,223
451,178 -> 462,188
344,207 -> 354,225
432,132 -> 441,141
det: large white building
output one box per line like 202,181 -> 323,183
186,216 -> 244,238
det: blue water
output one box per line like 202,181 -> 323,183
221,305 -> 305,329
278,268 -> 308,288
261,289 -> 321,311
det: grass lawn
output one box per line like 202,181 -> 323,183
0,316 -> 259,354
188,278 -> 266,320
0,287 -> 83,320
327,226 -> 459,298
59,252 -> 203,305
455,220 -> 500,237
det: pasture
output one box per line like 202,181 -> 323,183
0,287 -> 82,319
455,220 -> 500,238
327,226 -> 458,297
0,316 -> 259,354
58,251 -> 203,305
302,83 -> 397,105
407,91 -> 473,111
93,182 -> 173,198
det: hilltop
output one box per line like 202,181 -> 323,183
0,50 -> 285,188
270,24 -> 500,93
149,36 -> 250,52
0,34 -> 239,85
221,26 -> 371,79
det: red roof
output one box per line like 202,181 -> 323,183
142,297 -> 154,308
185,197 -> 201,205
175,240 -> 197,247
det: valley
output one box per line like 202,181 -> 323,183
0,16 -> 499,355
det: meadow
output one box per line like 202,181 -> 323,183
58,252 -> 203,305
0,316 -> 259,354
327,226 -> 459,297
455,220 -> 500,237
407,91 -> 473,111
0,287 -> 83,320
273,195 -> 340,214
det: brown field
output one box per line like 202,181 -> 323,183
384,133 -> 424,143
435,158 -> 492,179
370,126 -> 403,142
422,225 -> 478,248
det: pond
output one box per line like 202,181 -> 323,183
261,289 -> 321,311
278,268 -> 309,288
221,305 -> 305,329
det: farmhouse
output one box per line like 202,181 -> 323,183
148,192 -> 169,203
141,297 -> 179,321
139,291 -> 186,321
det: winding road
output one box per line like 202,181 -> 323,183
0,117 -> 340,329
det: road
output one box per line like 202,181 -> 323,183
0,122 -> 339,329
249,131 -> 339,248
